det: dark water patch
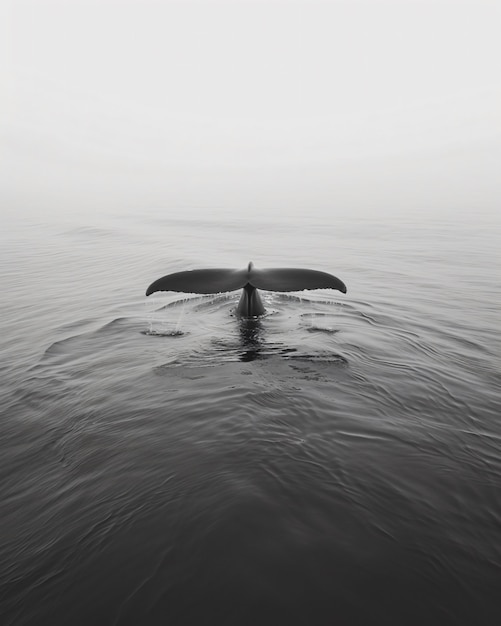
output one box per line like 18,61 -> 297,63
154,343 -> 348,368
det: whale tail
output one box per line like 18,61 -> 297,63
146,262 -> 346,317
146,262 -> 347,296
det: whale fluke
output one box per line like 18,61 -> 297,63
146,262 -> 346,317
145,268 -> 247,296
249,267 -> 347,293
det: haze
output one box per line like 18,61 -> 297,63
2,0 -> 500,220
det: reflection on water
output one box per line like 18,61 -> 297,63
238,316 -> 265,362
0,210 -> 500,625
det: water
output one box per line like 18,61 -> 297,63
1,208 -> 500,625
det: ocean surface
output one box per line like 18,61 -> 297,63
1,207 -> 500,625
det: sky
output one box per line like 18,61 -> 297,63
2,0 -> 500,218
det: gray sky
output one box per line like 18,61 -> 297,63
2,0 -> 500,218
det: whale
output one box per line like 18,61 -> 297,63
146,262 -> 347,317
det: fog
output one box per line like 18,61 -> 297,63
2,0 -> 500,219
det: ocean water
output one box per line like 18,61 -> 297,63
1,208 -> 500,625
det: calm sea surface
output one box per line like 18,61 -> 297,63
1,208 -> 500,625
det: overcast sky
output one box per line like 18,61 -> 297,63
2,0 -> 500,218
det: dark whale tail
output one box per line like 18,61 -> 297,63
146,262 -> 346,317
